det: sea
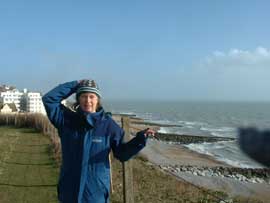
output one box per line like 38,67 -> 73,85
104,101 -> 270,169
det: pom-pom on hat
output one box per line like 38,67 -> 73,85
76,79 -> 102,99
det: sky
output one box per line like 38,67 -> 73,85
1,0 -> 270,101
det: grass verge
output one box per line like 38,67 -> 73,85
0,126 -> 59,203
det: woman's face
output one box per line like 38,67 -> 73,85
79,92 -> 99,113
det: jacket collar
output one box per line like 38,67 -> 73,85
77,107 -> 105,127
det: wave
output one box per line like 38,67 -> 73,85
200,126 -> 235,132
185,141 -> 264,168
158,127 -> 170,134
176,121 -> 237,137
112,111 -> 137,116
186,143 -> 214,156
199,126 -> 237,138
217,157 -> 263,169
178,120 -> 208,126
210,132 -> 235,137
157,127 -> 183,134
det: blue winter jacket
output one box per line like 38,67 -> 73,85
42,81 -> 147,203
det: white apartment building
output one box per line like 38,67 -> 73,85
0,88 -> 46,114
23,92 -> 46,114
0,89 -> 23,111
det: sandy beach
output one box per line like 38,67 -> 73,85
113,115 -> 270,202
141,139 -> 227,167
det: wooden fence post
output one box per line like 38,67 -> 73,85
121,116 -> 134,203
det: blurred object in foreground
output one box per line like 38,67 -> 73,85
238,127 -> 270,167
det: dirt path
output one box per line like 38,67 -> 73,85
0,126 -> 59,203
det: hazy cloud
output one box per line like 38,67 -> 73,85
202,47 -> 270,69
189,47 -> 270,101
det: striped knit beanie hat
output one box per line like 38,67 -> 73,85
76,79 -> 102,99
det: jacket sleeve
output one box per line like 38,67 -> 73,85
111,127 -> 147,162
42,81 -> 78,129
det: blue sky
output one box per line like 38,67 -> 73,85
1,0 -> 270,101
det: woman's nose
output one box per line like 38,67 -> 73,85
85,97 -> 91,102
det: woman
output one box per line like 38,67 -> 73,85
42,79 -> 155,203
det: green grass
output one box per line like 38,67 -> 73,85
0,126 -> 59,203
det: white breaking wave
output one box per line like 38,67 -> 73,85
158,127 -> 170,134
178,120 -> 208,126
157,127 -> 183,134
185,141 -> 264,168
112,111 -> 137,116
199,126 -> 237,138
200,126 -> 235,132
217,157 -> 262,169
210,132 -> 236,138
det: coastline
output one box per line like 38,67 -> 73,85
113,114 -> 270,202
140,139 -> 270,202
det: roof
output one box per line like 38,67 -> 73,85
0,103 -> 18,112
7,103 -> 17,112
